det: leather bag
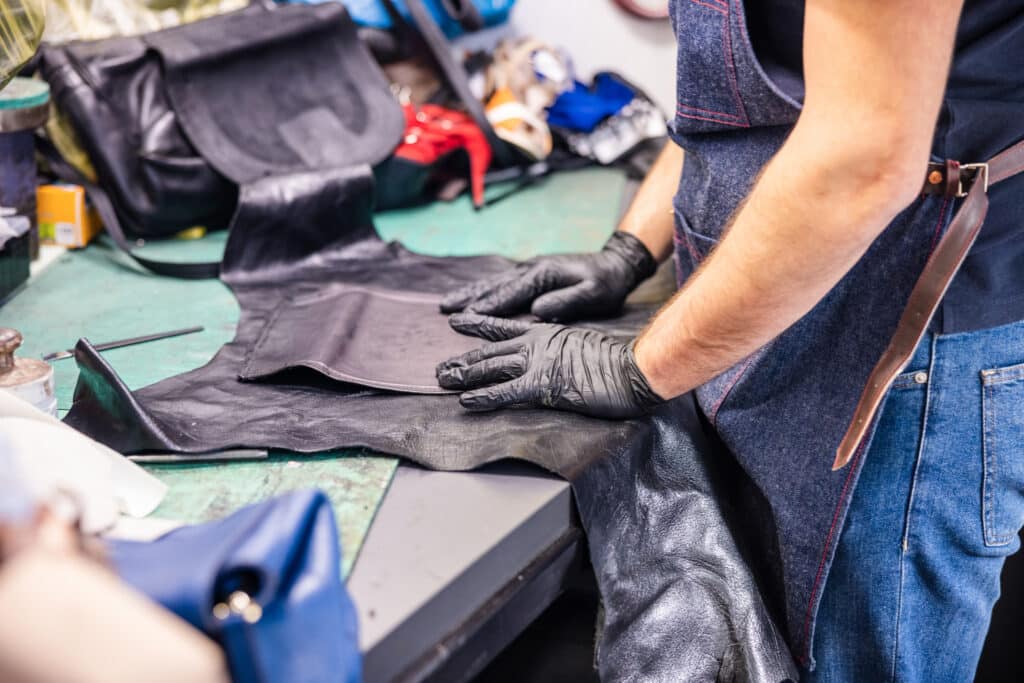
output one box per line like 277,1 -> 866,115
110,490 -> 361,683
37,2 -> 405,278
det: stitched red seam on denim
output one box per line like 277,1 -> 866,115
796,436 -> 869,664
675,0 -> 750,129
677,102 -> 744,120
722,0 -> 751,126
707,0 -> 728,7
709,352 -> 758,426
688,0 -> 727,13
676,111 -> 749,128
928,195 -> 951,254
673,228 -> 703,263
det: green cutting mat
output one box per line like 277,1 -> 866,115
377,168 -> 627,258
145,452 -> 395,576
2,168 -> 625,575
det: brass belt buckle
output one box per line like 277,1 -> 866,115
957,162 -> 989,198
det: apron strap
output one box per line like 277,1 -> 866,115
834,137 -> 1024,470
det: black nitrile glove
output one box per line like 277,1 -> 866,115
436,313 -> 665,419
440,231 -> 658,323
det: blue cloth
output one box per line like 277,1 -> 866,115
111,491 -> 360,683
547,74 -> 635,133
745,0 -> 1024,333
667,0 -> 1023,667
281,0 -> 515,38
806,319 -> 1024,681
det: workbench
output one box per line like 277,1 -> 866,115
4,168 -> 631,682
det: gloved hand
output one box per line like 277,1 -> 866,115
440,231 -> 658,322
436,313 -> 665,419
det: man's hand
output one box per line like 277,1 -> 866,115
440,232 -> 657,322
442,142 -> 683,323
436,313 -> 664,418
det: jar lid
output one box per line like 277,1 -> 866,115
0,78 -> 49,110
0,78 -> 49,131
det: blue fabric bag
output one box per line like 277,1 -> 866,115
110,490 -> 360,683
547,73 -> 637,133
285,0 -> 516,38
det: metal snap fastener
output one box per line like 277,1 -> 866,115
242,603 -> 263,624
213,602 -> 231,620
928,170 -> 943,185
228,591 -> 251,612
914,372 -> 928,384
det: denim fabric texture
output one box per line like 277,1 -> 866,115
739,0 -> 1024,333
668,0 -> 1021,666
805,319 -> 1024,682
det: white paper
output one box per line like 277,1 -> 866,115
0,392 -> 167,529
0,213 -> 30,250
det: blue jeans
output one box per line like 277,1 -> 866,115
805,319 -> 1024,682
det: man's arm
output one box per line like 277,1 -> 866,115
634,0 -> 965,398
617,141 -> 683,263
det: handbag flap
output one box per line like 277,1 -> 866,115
142,3 -> 405,184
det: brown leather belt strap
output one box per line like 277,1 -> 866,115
833,138 -> 1024,470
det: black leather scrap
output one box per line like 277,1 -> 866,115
37,3 -> 405,278
57,12 -> 797,676
65,168 -> 796,680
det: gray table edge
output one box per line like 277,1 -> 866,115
348,461 -> 574,682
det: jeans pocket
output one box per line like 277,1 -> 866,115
981,361 -> 1024,547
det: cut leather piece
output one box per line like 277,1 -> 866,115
144,3 -> 405,185
578,404 -> 797,682
239,283 -> 649,396
241,286 -> 485,394
58,43 -> 797,678
64,197 -> 796,681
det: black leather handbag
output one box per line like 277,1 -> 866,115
38,3 -> 405,278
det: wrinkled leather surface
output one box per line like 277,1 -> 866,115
241,286 -> 487,394
40,36 -> 236,237
65,164 -> 796,681
577,401 -> 797,682
55,15 -> 797,675
37,3 -> 405,238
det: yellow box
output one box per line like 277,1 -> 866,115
37,183 -> 102,249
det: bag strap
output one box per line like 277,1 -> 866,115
38,137 -> 221,279
834,137 -> 1024,470
383,0 -> 516,168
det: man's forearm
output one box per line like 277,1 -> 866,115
617,142 -> 683,262
631,0 -> 963,400
633,129 -> 918,398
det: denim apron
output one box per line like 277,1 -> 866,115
667,0 -> 962,665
